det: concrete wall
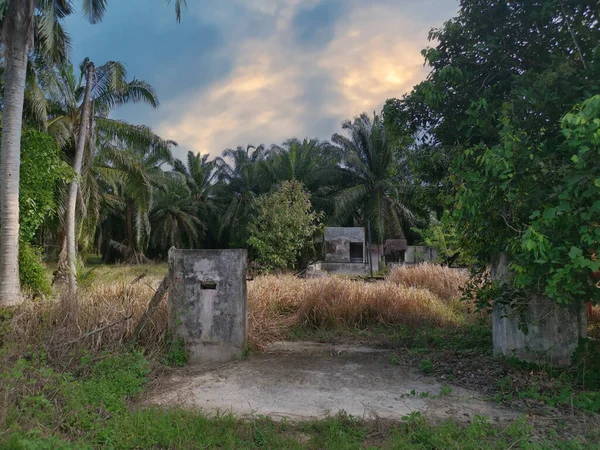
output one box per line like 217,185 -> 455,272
491,252 -> 587,367
324,227 -> 365,263
404,246 -> 438,264
168,249 -> 247,364
319,262 -> 368,276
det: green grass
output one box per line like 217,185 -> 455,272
0,329 -> 596,447
45,260 -> 168,287
0,349 -> 596,449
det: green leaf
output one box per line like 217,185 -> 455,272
568,247 -> 583,259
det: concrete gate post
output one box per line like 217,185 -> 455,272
491,252 -> 587,367
168,248 -> 248,363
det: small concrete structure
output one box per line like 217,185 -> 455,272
168,248 -> 248,364
322,227 -> 367,275
404,246 -> 438,264
491,252 -> 587,367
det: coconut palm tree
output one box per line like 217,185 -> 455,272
0,0 -> 186,304
332,113 -> 416,244
0,0 -> 80,304
48,59 -> 160,290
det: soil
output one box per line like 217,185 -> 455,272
146,342 -> 520,424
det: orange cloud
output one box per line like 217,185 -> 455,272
157,0 -> 457,157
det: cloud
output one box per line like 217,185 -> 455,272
101,0 -> 459,160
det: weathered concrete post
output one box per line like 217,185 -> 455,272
491,252 -> 587,367
168,248 -> 248,363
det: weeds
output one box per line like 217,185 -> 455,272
419,359 -> 434,374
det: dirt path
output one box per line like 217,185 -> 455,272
147,342 -> 519,423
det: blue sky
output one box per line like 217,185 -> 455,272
66,0 -> 458,160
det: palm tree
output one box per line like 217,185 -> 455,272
266,137 -> 341,216
49,59 -> 160,290
173,151 -> 222,246
0,0 -> 186,304
218,145 -> 269,247
98,139 -> 177,264
0,0 -> 84,305
332,113 -> 416,245
149,178 -> 203,256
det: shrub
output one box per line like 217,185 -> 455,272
19,242 -> 52,297
248,181 -> 322,272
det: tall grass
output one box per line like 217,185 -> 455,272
2,264 -> 471,357
248,265 -> 473,349
3,281 -> 167,366
387,263 -> 468,302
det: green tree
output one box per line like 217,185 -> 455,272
0,0 -> 84,305
149,178 -> 203,255
98,140 -> 177,264
18,129 -> 72,295
49,59 -> 161,289
0,0 -> 186,304
173,151 -> 221,247
218,145 -> 269,248
513,96 -> 600,304
19,129 -> 73,243
332,113 -> 416,243
248,180 -> 322,272
265,138 -> 341,217
390,0 -> 599,305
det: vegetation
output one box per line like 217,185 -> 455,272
384,0 -> 599,306
248,180 -> 322,272
0,264 -> 598,447
0,0 -> 599,447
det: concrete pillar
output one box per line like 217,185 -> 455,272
414,246 -> 428,263
491,252 -> 586,367
168,248 -> 248,363
404,246 -> 415,264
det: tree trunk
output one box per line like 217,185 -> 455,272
64,62 -> 95,295
126,200 -> 135,255
0,0 -> 35,306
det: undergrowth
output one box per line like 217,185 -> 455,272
0,263 -> 598,447
0,348 -> 590,449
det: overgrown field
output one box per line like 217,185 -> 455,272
1,263 -> 599,448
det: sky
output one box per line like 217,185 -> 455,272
66,0 -> 458,161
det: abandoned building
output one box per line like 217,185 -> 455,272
320,227 -> 368,275
306,227 -> 440,276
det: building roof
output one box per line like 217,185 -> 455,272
384,239 -> 408,255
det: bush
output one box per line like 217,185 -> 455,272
248,181 -> 322,272
19,242 -> 52,297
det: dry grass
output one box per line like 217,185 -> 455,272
3,280 -> 167,366
3,263 -> 473,357
248,273 -> 469,350
387,263 -> 469,302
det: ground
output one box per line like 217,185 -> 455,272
3,262 -> 597,448
147,342 -> 518,424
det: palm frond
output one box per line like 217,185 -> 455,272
81,0 -> 107,24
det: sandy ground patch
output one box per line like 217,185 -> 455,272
147,342 -> 519,423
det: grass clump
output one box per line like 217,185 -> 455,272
248,274 -> 469,349
387,263 -> 468,302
